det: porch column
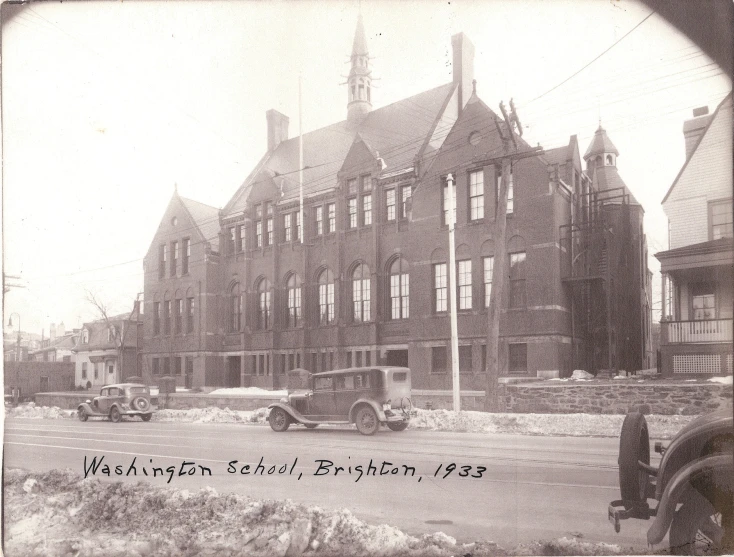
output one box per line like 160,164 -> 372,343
661,272 -> 667,320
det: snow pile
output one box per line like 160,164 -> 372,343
708,376 -> 733,385
515,536 -> 624,555
2,468 -> 479,557
155,406 -> 269,424
571,369 -> 594,380
208,387 -> 288,396
5,403 -> 76,420
409,409 -> 695,439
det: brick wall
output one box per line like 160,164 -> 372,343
4,361 -> 75,398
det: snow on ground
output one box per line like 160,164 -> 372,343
208,387 -> 288,396
4,468 -> 633,556
6,403 -> 696,439
708,375 -> 733,385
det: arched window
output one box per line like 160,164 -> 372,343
318,268 -> 335,325
351,263 -> 371,322
285,273 -> 301,328
388,257 -> 409,320
256,278 -> 271,330
606,154 -> 613,166
229,283 -> 241,332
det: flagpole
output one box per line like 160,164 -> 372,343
299,74 -> 304,243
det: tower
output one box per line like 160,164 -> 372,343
583,124 -> 619,172
347,15 -> 372,124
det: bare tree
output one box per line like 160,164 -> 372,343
85,290 -> 138,382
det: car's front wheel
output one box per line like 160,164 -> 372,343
355,406 -> 379,436
109,407 -> 122,423
670,490 -> 731,555
141,414 -> 152,422
78,408 -> 88,422
269,408 -> 290,432
387,422 -> 408,432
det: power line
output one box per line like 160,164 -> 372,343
526,10 -> 656,104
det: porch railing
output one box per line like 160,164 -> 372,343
663,319 -> 733,344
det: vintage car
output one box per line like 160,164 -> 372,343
268,366 -> 414,435
608,408 -> 733,554
77,383 -> 154,423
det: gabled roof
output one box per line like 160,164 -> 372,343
542,145 -> 571,167
28,332 -> 79,355
584,125 -> 619,159
661,93 -> 732,205
222,82 -> 457,217
179,195 -> 220,251
74,311 -> 141,352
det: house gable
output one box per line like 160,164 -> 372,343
662,94 -> 732,250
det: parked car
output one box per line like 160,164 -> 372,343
77,383 -> 154,423
608,408 -> 733,554
268,366 -> 414,435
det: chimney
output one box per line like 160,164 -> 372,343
266,109 -> 290,152
683,106 -> 711,160
451,33 -> 475,111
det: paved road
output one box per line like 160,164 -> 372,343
5,417 -> 659,550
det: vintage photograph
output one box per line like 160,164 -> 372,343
2,0 -> 732,555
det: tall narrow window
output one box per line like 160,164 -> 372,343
163,300 -> 171,334
431,346 -> 447,373
434,263 -> 448,312
236,225 -> 245,252
286,274 -> 302,328
295,211 -> 301,241
153,302 -> 161,335
401,185 -> 412,218
347,198 -> 357,228
255,221 -> 263,248
327,203 -> 336,233
230,283 -> 241,332
159,244 -> 167,279
389,257 -> 409,319
284,212 -> 292,241
151,359 -> 158,377
386,189 -> 396,221
509,252 -> 527,308
351,263 -> 371,322
316,206 -> 324,235
266,217 -> 273,246
318,268 -> 335,325
469,170 -> 484,220
509,343 -> 527,373
186,296 -> 195,333
227,227 -> 235,254
347,178 -> 357,195
458,260 -> 472,310
442,179 -> 457,225
182,238 -> 190,274
363,194 -> 372,225
256,279 -> 271,330
175,298 -> 183,334
171,241 -> 179,276
483,256 -> 494,308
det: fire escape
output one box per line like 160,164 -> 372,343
560,187 -> 631,375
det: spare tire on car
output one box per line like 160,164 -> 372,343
618,411 -> 650,501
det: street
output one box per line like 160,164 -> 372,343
4,417 -> 657,550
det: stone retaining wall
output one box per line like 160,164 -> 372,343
34,382 -> 732,415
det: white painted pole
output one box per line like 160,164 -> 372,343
446,173 -> 460,412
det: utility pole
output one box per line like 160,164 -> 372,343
446,173 -> 460,411
485,99 -> 525,412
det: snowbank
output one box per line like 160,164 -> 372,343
5,404 -> 696,439
708,375 -> 733,385
4,468 -> 632,556
208,387 -> 288,396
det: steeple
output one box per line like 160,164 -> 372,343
347,14 -> 372,124
584,124 -> 619,172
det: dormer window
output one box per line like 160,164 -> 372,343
82,329 -> 89,344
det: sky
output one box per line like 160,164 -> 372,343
2,0 -> 731,336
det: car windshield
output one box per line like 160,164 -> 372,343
128,387 -> 148,395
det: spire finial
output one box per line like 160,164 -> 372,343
472,79 -> 477,95
174,182 -> 178,193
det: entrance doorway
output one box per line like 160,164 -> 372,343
385,349 -> 409,368
226,356 -> 241,387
